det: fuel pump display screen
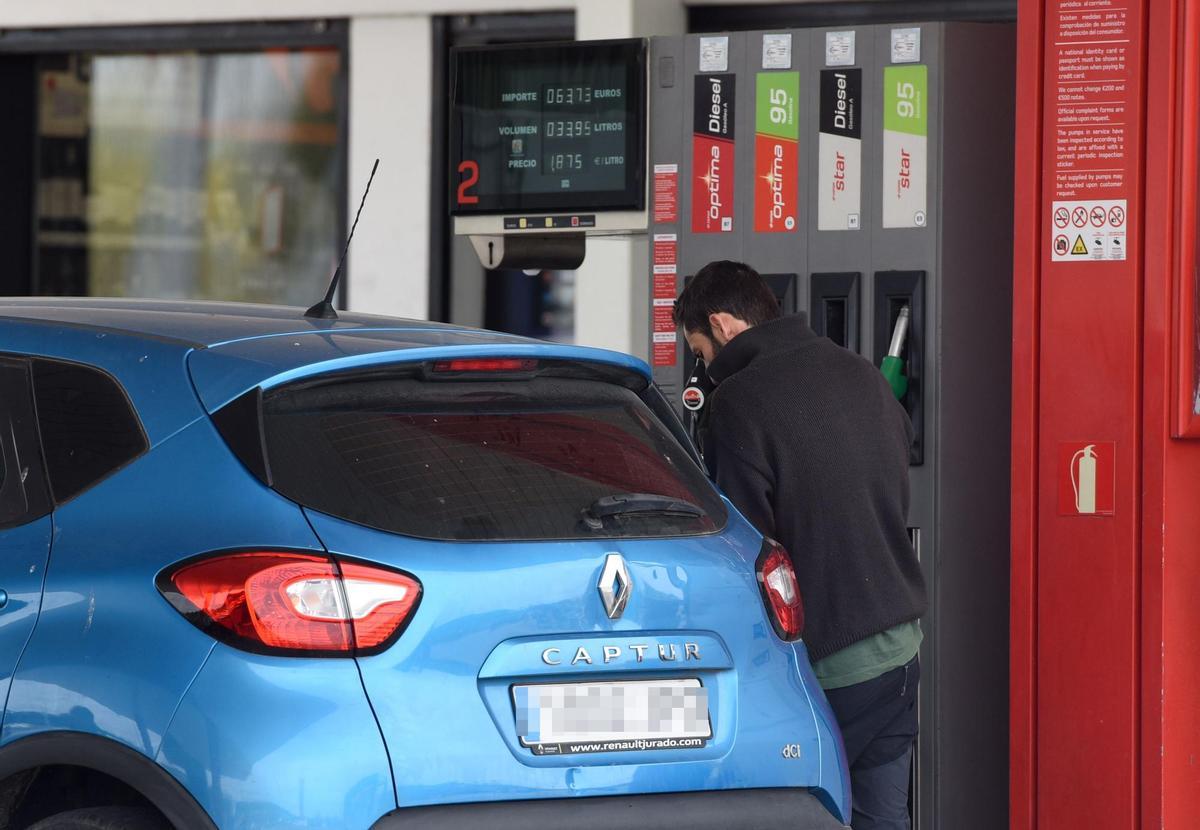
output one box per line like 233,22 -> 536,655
450,39 -> 646,215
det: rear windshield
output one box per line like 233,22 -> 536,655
262,376 -> 727,541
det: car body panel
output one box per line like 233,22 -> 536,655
0,298 -> 484,348
305,508 -> 848,815
1,417 -> 324,760
155,646 -> 395,830
789,643 -> 850,818
0,517 -> 52,725
186,332 -> 650,412
0,318 -> 201,447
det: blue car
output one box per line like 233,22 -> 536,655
0,299 -> 849,830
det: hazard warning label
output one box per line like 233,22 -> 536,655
1050,198 -> 1126,262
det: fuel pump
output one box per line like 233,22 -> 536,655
646,24 -> 1016,829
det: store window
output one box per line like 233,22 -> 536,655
33,47 -> 344,304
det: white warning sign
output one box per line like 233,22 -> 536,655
825,31 -> 855,67
762,33 -> 792,69
1050,199 -> 1127,262
699,36 -> 729,72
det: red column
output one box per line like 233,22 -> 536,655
1015,0 -> 1200,826
1014,0 -> 1147,827
1143,1 -> 1200,827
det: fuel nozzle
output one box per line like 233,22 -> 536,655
880,306 -> 910,401
682,358 -> 715,469
682,358 -> 713,415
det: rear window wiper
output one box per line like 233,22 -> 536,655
581,493 -> 706,531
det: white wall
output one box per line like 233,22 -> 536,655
345,15 -> 431,318
573,0 -> 684,357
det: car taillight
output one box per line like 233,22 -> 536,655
756,540 -> 804,641
158,551 -> 421,656
430,358 -> 538,373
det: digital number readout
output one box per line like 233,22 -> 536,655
544,86 -> 593,106
544,120 -> 593,138
450,40 -> 645,213
547,153 -> 584,172
537,83 -> 627,177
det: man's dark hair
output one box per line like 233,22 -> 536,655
673,260 -> 781,338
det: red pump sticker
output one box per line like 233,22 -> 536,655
692,74 -> 736,234
652,337 -> 678,367
654,164 -> 679,224
754,72 -> 800,233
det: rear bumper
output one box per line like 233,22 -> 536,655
371,788 -> 848,829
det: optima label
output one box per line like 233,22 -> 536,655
754,72 -> 799,233
818,68 -> 862,231
692,75 -> 736,234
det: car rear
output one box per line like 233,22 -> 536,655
177,346 -> 849,828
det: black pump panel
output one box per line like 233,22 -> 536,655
873,270 -> 924,465
810,272 -> 861,351
761,273 -> 800,315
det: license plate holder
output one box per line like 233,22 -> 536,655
512,678 -> 711,756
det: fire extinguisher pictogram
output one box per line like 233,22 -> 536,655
1058,441 -> 1114,517
1069,444 -> 1097,514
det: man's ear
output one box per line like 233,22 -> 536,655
708,312 -> 728,343
708,312 -> 748,344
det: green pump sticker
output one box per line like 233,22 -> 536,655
882,65 -> 928,228
755,72 -> 800,233
755,72 -> 799,140
883,65 -> 927,136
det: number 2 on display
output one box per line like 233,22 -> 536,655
457,160 -> 479,205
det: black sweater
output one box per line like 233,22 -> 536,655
706,315 -> 927,661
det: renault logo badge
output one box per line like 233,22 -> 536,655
597,553 -> 633,620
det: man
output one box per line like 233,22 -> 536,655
674,260 -> 927,830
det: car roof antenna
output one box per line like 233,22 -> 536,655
305,158 -> 380,320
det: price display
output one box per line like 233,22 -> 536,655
450,40 -> 646,214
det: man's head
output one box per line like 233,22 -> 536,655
673,260 -> 781,364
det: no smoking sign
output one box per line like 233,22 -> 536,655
1050,199 -> 1128,263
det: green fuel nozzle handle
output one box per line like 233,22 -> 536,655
880,306 -> 910,401
881,355 -> 908,400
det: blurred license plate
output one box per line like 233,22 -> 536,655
512,678 -> 711,756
